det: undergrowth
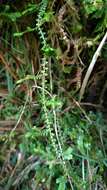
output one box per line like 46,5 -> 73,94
0,0 -> 107,190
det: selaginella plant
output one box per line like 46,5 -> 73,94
36,0 -> 74,189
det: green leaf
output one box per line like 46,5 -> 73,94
43,11 -> 54,22
58,182 -> 66,190
14,27 -> 36,37
22,3 -> 37,16
56,177 -> 66,190
63,147 -> 73,160
0,12 -> 22,22
42,45 -> 55,56
16,75 -> 36,84
77,134 -> 85,154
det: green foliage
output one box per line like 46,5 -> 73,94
82,0 -> 107,33
0,0 -> 107,189
18,110 -> 107,189
0,3 -> 38,22
82,0 -> 104,15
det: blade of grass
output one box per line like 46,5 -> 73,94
79,31 -> 107,101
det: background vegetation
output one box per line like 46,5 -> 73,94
0,0 -> 107,189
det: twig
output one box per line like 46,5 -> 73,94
9,94 -> 29,139
79,31 -> 107,101
59,86 -> 92,123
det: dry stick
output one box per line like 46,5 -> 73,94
0,52 -> 18,80
79,31 -> 107,102
8,94 -> 29,140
